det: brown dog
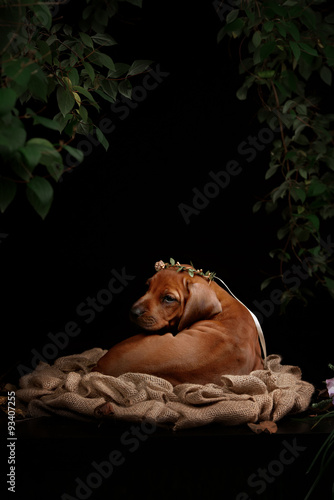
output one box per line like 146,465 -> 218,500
93,265 -> 264,385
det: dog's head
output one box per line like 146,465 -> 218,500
130,267 -> 222,332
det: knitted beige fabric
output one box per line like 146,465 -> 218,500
16,348 -> 314,430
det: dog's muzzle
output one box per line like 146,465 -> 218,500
130,304 -> 158,328
130,305 -> 145,320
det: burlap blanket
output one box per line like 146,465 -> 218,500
16,348 -> 314,430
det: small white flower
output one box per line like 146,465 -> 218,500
155,260 -> 165,271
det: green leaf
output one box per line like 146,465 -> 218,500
282,99 -> 295,114
108,63 -> 130,78
31,4 -> 52,30
97,53 -> 115,71
224,18 -> 244,34
225,19 -> 245,33
127,60 -> 153,76
118,79 -> 132,99
0,118 -> 26,155
94,89 -> 116,104
285,21 -> 300,42
301,8 -> 317,31
57,86 -> 75,117
276,23 -> 286,38
0,88 -> 17,116
260,41 -> 276,61
257,70 -> 275,79
26,138 -> 55,150
298,42 -> 318,57
68,68 -> 80,86
263,21 -> 274,33
18,144 -> 42,170
307,180 -> 327,197
26,176 -> 54,219
289,41 -> 301,62
0,179 -> 17,213
169,258 -> 175,266
252,31 -> 262,48
324,46 -> 334,67
96,127 -> 109,151
272,181 -> 288,203
9,151 -> 32,181
63,145 -> 84,163
291,186 -> 306,203
36,40 -> 52,65
253,200 -> 263,213
296,104 -> 307,116
236,85 -> 248,100
78,104 -> 88,123
90,52 -> 115,71
63,24 -> 72,36
30,113 -> 62,132
62,77 -> 73,90
267,2 -> 285,16
46,34 -> 58,46
99,79 -> 118,100
79,32 -> 94,49
265,164 -> 279,179
72,86 -> 99,108
260,277 -> 274,291
3,60 -> 32,97
236,76 -> 255,100
83,62 -> 95,82
325,277 -> 334,290
277,225 -> 289,240
26,138 -> 63,181
305,214 -> 320,231
53,112 -> 72,133
76,121 -> 91,135
225,9 -> 239,24
299,168 -> 308,179
41,151 -> 63,181
320,66 -> 332,86
91,34 -> 117,46
217,27 -> 226,43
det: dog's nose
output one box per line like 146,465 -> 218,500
130,305 -> 145,319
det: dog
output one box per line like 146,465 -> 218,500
93,264 -> 264,385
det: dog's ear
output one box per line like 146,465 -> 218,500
178,280 -> 222,331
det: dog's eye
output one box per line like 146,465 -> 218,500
163,295 -> 176,303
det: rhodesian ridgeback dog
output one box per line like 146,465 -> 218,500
93,264 -> 264,385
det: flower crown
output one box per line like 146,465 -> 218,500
154,258 -> 216,282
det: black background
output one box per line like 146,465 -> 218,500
1,0 -> 333,389
1,3 -> 334,500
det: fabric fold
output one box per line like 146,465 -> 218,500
16,348 -> 314,430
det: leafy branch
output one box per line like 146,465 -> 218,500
218,0 -> 334,305
0,0 -> 151,218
